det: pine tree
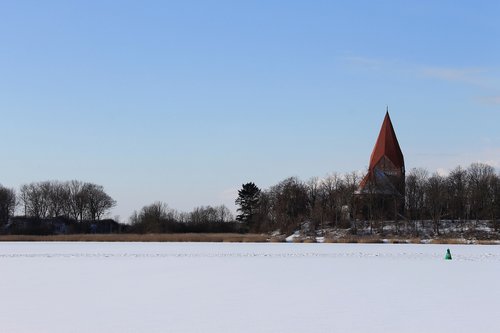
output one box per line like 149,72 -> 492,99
235,182 -> 261,226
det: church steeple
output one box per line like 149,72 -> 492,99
357,109 -> 406,217
358,110 -> 405,198
368,111 -> 404,173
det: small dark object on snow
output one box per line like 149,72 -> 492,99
445,249 -> 452,260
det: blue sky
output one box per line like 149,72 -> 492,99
1,1 -> 499,220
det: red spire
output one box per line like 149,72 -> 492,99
368,111 -> 404,171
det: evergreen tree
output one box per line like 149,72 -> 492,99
235,183 -> 261,227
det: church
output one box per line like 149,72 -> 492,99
357,110 -> 405,219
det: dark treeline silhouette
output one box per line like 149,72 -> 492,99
17,180 -> 116,221
129,202 -> 243,234
0,181 -> 240,235
235,174 -> 359,234
1,180 -> 117,235
236,163 -> 500,237
2,162 -> 500,237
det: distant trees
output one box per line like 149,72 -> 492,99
405,168 -> 428,234
190,205 -> 234,224
130,202 -> 236,233
18,180 -> 115,221
467,163 -> 496,222
268,177 -> 309,233
425,174 -> 447,235
247,174 -> 360,234
0,185 -> 16,226
130,202 -> 177,233
235,163 -> 500,236
446,167 -> 468,222
403,163 -> 500,235
3,162 -> 500,237
19,182 -> 51,219
319,174 -> 343,228
85,183 -> 116,221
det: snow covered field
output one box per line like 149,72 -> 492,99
1,242 -> 499,333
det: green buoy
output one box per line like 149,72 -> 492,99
445,249 -> 452,260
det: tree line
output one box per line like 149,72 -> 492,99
0,180 -> 238,234
2,162 -> 499,236
235,163 -> 500,235
0,180 -> 116,227
235,174 -> 359,234
129,202 -> 237,233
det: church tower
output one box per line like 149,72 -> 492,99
358,110 -> 405,217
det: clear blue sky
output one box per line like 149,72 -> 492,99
1,1 -> 499,220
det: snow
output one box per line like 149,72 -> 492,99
1,242 -> 499,333
285,230 -> 301,242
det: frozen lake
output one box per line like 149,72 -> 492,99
1,242 -> 499,333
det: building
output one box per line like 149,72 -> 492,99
357,110 -> 405,218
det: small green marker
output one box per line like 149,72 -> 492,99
445,249 -> 452,260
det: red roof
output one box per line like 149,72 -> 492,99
368,111 -> 404,171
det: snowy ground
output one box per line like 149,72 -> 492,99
1,242 -> 499,333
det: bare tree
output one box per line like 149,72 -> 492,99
131,201 -> 171,233
68,180 -> 86,221
18,180 -> 115,222
341,172 -> 360,227
425,173 -> 447,235
306,177 -> 321,229
18,184 -> 29,217
250,190 -> 272,232
18,182 -> 50,219
467,163 -> 495,224
84,183 -> 116,221
189,205 -> 232,223
320,173 -> 344,228
491,173 -> 500,231
215,205 -> 234,223
47,181 -> 71,218
269,177 -> 309,233
405,168 -> 428,235
446,166 -> 468,231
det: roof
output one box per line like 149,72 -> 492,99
357,111 -> 405,195
368,111 -> 404,171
